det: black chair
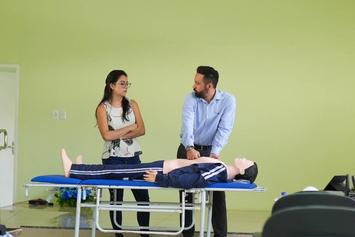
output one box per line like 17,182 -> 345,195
262,205 -> 355,237
272,191 -> 355,214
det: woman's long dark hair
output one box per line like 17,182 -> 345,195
95,70 -> 130,122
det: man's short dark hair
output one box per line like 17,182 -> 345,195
196,66 -> 219,88
234,162 -> 258,183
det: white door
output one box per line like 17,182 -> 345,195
0,65 -> 19,207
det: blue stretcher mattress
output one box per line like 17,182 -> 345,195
31,175 -> 257,189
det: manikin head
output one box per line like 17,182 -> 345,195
233,158 -> 258,183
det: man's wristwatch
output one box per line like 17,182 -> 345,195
186,145 -> 194,151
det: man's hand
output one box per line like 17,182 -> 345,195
210,153 -> 220,159
186,148 -> 200,160
144,170 -> 157,182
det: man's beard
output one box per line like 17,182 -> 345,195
194,88 -> 208,99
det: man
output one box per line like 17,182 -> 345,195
61,149 -> 258,188
178,66 -> 236,237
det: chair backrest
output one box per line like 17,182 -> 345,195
272,191 -> 355,214
263,205 -> 355,237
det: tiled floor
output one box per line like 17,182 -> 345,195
0,202 -> 270,237
10,229 -> 255,237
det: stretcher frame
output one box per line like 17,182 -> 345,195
25,179 -> 264,237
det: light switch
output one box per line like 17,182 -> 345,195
52,110 -> 59,120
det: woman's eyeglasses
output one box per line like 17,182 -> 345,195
117,81 -> 132,88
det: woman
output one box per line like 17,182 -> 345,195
95,70 -> 149,237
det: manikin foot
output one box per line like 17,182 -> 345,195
75,155 -> 83,164
61,148 -> 72,178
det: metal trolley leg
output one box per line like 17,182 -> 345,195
74,187 -> 82,237
199,191 -> 206,237
207,191 -> 213,237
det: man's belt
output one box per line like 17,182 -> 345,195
193,144 -> 212,151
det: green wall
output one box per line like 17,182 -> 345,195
1,0 -> 355,211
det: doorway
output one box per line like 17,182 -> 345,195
0,64 -> 19,207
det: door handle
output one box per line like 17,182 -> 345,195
0,129 -> 8,151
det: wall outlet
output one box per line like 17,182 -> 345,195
52,110 -> 67,120
58,111 -> 67,120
